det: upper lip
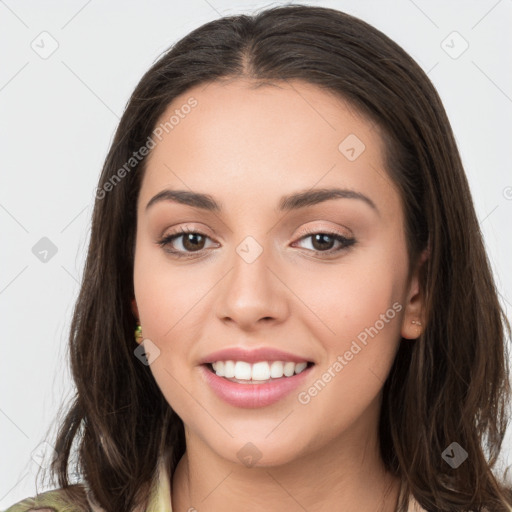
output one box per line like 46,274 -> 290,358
199,347 -> 314,365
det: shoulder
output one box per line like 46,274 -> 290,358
2,484 -> 93,512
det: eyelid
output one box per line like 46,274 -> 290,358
160,222 -> 351,241
159,225 -> 353,246
295,224 -> 352,239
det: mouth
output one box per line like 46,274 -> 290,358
200,360 -> 315,408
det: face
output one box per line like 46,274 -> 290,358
132,79 -> 423,467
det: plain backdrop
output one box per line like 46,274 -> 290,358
1,0 -> 511,508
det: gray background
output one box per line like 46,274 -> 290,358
1,0 -> 511,507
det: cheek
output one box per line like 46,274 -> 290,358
133,235 -> 200,338
292,273 -> 404,435
133,242 -> 215,386
291,243 -> 407,397
298,247 -> 405,340
133,246 -> 204,411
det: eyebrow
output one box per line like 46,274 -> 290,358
145,187 -> 379,215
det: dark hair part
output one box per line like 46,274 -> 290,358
43,4 -> 512,511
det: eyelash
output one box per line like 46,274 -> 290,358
156,226 -> 356,259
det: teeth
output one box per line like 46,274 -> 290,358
211,360 -> 309,380
224,360 -> 235,378
283,361 -> 296,377
235,361 -> 252,380
252,361 -> 270,380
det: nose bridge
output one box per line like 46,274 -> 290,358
215,232 -> 288,327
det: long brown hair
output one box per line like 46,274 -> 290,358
40,4 -> 512,511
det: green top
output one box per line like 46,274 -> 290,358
2,458 -> 172,512
3,485 -> 91,512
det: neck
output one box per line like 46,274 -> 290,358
171,402 -> 401,512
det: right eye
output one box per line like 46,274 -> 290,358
157,228 -> 218,258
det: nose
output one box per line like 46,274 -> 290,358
215,244 -> 290,331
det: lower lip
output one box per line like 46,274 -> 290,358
200,364 -> 314,408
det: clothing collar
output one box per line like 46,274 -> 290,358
145,456 -> 173,512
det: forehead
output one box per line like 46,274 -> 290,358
139,79 -> 401,222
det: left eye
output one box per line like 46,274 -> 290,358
293,231 -> 355,254
157,229 -> 355,258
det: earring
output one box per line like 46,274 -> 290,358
135,324 -> 143,344
411,319 -> 422,338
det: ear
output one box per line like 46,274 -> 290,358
131,298 -> 139,321
400,248 -> 428,340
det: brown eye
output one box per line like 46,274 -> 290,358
310,233 -> 337,251
180,232 -> 207,251
157,229 -> 216,258
294,231 -> 356,256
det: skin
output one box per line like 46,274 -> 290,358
132,79 -> 425,512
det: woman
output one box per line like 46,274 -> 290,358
4,4 -> 512,512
